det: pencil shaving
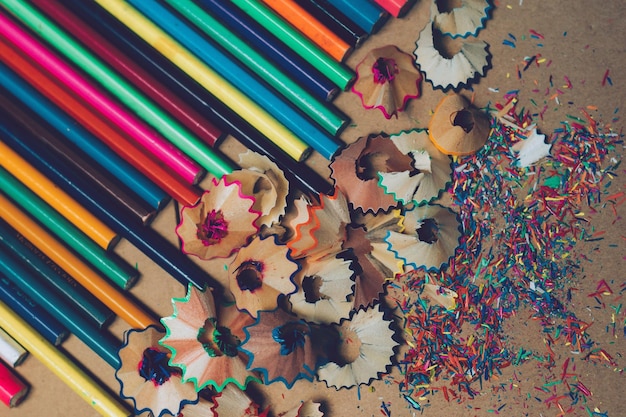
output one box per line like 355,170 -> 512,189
159,285 -> 258,392
379,129 -> 453,206
287,192 -> 350,261
317,305 -> 397,389
414,22 -> 490,91
352,44 -> 422,119
228,235 -> 299,318
343,210 -> 404,309
330,134 -> 410,213
241,309 -> 316,387
176,177 -> 260,260
226,150 -> 289,228
116,325 -> 199,417
511,127 -> 552,167
386,204 -> 461,271
289,255 -> 354,324
433,0 -> 492,38
428,94 -> 491,156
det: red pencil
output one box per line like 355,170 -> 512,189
373,0 -> 414,17
34,0 -> 224,148
0,360 -> 29,408
0,37 -> 202,206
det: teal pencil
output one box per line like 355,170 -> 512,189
0,167 -> 137,291
0,0 -> 234,178
231,0 -> 354,89
165,0 -> 348,136
0,218 -> 115,329
0,246 -> 121,368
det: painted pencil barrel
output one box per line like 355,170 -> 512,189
0,272 -> 69,346
231,0 -> 355,89
127,0 -> 342,160
0,300 -> 132,416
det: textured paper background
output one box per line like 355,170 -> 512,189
6,1 -> 625,416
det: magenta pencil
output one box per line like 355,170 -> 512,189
0,11 -> 204,185
0,360 -> 29,407
34,0 -> 225,149
372,0 -> 414,18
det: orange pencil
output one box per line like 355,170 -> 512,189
0,141 -> 118,251
261,0 -> 352,62
0,38 -> 202,207
0,193 -> 157,330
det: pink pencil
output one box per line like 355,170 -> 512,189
0,360 -> 29,408
0,12 -> 204,185
373,0 -> 414,18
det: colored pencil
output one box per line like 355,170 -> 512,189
231,0 -> 355,89
325,0 -> 389,33
125,0 -> 342,160
0,194 -> 156,330
0,300 -> 132,416
0,248 -> 121,368
0,141 -> 118,251
261,0 -> 353,61
34,0 -> 224,149
0,81 -> 170,210
0,141 -> 220,293
0,219 -> 115,330
68,0 -> 334,197
93,0 -> 312,163
294,0 -> 368,47
0,273 -> 69,347
0,172 -> 138,292
0,59 -> 201,207
373,0 -> 414,17
0,328 -> 27,368
0,10 -> 207,184
2,0 -> 233,184
164,0 -> 348,137
0,93 -> 156,225
0,360 -> 29,407
196,0 -> 338,102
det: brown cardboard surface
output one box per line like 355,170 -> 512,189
4,1 -> 625,416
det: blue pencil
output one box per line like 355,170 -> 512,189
127,0 -> 343,160
0,62 -> 169,212
196,0 -> 339,102
0,125 -> 222,294
0,217 -> 115,329
0,272 -> 68,346
0,248 -> 121,368
325,0 -> 389,34
66,0 -> 334,197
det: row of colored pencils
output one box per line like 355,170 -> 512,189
0,0 -> 413,415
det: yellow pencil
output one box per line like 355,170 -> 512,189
0,300 -> 132,417
93,0 -> 311,162
0,140 -> 118,250
0,193 -> 157,330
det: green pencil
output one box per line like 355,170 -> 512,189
0,246 -> 121,368
0,167 -> 137,290
231,0 -> 354,89
0,0 -> 234,178
166,0 -> 348,136
0,218 -> 115,329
